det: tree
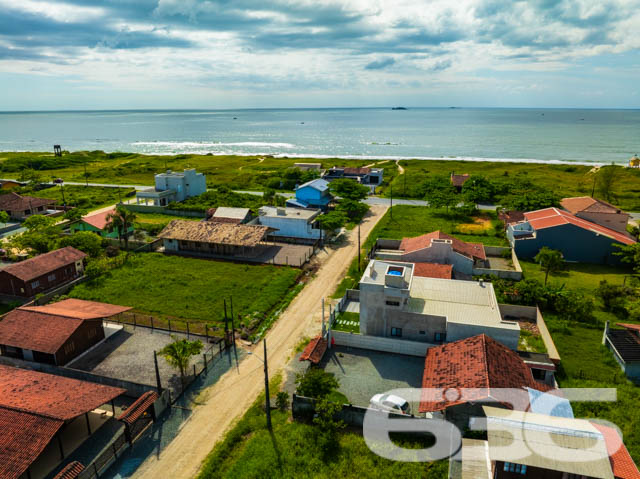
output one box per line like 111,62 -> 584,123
329,179 -> 369,201
614,243 -> 640,273
0,211 -> 9,228
63,208 -> 85,222
10,214 -> 59,254
316,211 -> 347,234
534,247 -> 564,285
106,206 -> 136,253
423,176 -> 458,213
23,214 -> 57,231
159,337 -> 204,385
461,175 -> 496,204
313,397 -> 346,457
596,164 -> 620,202
335,199 -> 369,222
502,190 -> 560,212
59,231 -> 103,257
295,368 -> 340,398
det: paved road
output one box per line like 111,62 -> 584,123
132,205 -> 389,479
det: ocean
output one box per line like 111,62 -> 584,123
0,108 -> 638,165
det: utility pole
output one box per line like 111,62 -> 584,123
390,185 -> 393,220
117,187 -> 122,205
263,339 -> 272,431
591,174 -> 597,198
84,160 -> 88,187
223,300 -> 229,346
403,170 -> 406,196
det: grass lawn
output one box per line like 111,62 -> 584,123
68,253 -> 301,331
133,212 -> 201,235
520,260 -> 634,293
20,185 -> 136,212
389,159 -> 640,211
333,312 -> 360,334
197,380 -> 447,479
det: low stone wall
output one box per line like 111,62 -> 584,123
536,307 -> 560,363
331,330 -> 432,357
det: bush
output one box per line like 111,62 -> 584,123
295,368 -> 340,399
276,391 -> 289,411
58,231 -> 103,258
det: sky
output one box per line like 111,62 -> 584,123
0,0 -> 639,110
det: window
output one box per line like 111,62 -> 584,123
419,331 -> 426,335
31,280 -> 40,289
385,300 -> 400,307
434,332 -> 446,343
531,368 -> 546,381
48,273 -> 56,282
391,327 -> 402,337
503,463 -> 526,474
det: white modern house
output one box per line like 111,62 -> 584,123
256,206 -> 322,241
358,260 -> 520,349
136,169 -> 206,206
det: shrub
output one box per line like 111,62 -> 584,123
275,391 -> 290,411
295,368 -> 340,399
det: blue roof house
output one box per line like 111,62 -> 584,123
287,179 -> 332,210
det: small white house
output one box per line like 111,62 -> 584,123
136,169 -> 207,206
257,206 -> 322,240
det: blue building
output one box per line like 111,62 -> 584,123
286,178 -> 331,210
507,207 -> 635,264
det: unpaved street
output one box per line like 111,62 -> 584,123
133,205 -> 388,479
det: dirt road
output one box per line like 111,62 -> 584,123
133,205 -> 388,479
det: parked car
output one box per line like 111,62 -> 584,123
369,393 -> 411,415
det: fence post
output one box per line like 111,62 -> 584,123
286,255 -> 288,265
94,462 -> 99,476
133,314 -> 136,329
151,316 -> 154,331
203,353 -> 207,372
219,340 -> 222,355
186,321 -> 190,339
168,319 -> 171,332
205,324 -> 209,343
193,363 -> 196,377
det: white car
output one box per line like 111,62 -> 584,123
369,393 -> 411,415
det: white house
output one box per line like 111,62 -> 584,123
358,260 -> 520,349
136,169 -> 207,206
257,206 -> 322,241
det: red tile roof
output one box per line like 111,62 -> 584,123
412,262 -> 453,279
0,309 -> 90,354
20,298 -> 131,320
0,192 -> 55,212
618,323 -> 640,333
450,173 -> 470,187
561,196 -> 623,215
299,336 -> 328,364
400,231 -> 486,261
343,167 -> 371,176
419,334 -> 545,413
0,406 -> 64,479
53,461 -> 85,479
2,246 -> 87,282
81,207 -> 115,230
498,210 -> 525,225
118,391 -> 158,426
524,208 -> 635,245
592,423 -> 640,479
0,364 -> 125,420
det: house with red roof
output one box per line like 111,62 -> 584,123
0,246 -> 86,298
375,231 -> 486,276
0,364 -> 125,479
561,196 -> 630,235
418,334 -> 552,428
0,299 -> 131,366
0,192 -> 56,220
70,206 -> 133,238
507,207 -> 635,264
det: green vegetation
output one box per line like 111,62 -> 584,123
518,328 -> 547,353
20,185 -> 135,211
333,312 -> 360,333
533,247 -> 564,285
197,375 -> 446,479
68,253 -> 301,334
295,368 -> 340,399
158,337 -> 204,384
168,187 -> 278,213
133,212 -> 201,236
390,160 -> 640,210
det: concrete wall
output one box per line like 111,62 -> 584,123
401,242 -> 474,275
155,169 -> 206,202
498,304 -> 537,321
472,267 -> 522,280
331,330 -> 433,356
446,321 -> 520,350
376,239 -> 402,250
497,304 -> 560,363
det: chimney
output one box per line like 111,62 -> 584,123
479,278 -> 484,287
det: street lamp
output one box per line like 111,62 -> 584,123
247,339 -> 272,430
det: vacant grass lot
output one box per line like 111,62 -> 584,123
520,260 -> 634,292
197,382 -> 447,479
19,185 -> 136,211
390,160 -> 640,211
0,151 -> 398,192
68,253 -> 300,328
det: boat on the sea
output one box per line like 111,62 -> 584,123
391,107 -> 407,110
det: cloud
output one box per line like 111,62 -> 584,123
364,57 -> 395,70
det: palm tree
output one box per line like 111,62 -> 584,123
106,206 -> 137,253
159,337 -> 204,386
534,247 -> 564,285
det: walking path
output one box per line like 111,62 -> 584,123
132,205 -> 389,479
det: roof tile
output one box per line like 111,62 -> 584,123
400,231 -> 486,261
412,262 -> 453,279
2,247 -> 86,282
299,336 -> 328,364
592,423 -> 640,479
0,192 -> 55,211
